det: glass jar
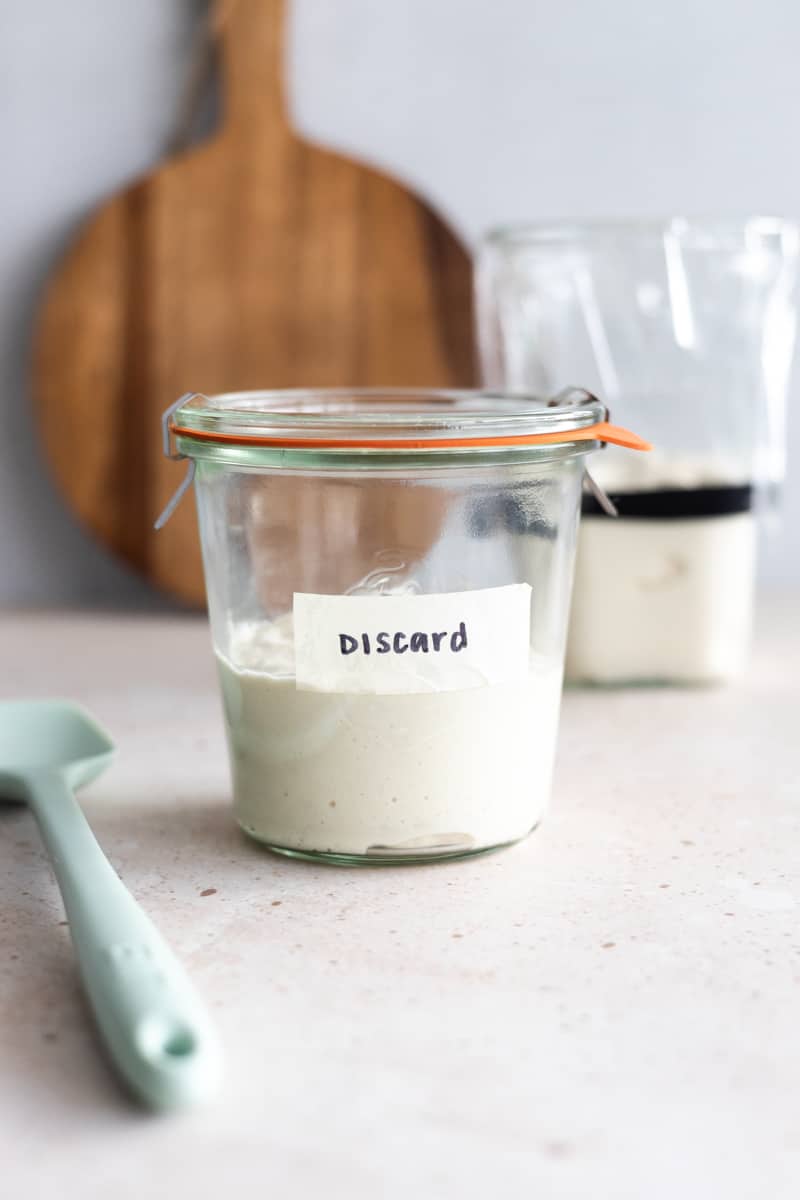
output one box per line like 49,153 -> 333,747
163,389 -> 647,864
477,218 -> 799,684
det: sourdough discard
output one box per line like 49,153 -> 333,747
217,616 -> 563,858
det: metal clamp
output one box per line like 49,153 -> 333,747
154,393 -> 203,530
161,392 -> 202,461
546,385 -> 604,412
547,386 -> 618,517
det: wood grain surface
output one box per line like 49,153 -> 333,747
34,0 -> 476,607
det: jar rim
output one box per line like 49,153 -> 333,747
170,387 -> 609,449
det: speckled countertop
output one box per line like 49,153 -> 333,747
1,599 -> 797,1199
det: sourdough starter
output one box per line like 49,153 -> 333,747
217,617 -> 562,858
566,455 -> 756,684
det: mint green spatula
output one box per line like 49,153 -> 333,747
0,700 -> 221,1110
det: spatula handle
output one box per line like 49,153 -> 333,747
29,773 -> 222,1110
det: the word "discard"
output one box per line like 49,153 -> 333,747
339,623 -> 468,657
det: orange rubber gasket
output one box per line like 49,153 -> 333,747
170,420 -> 651,453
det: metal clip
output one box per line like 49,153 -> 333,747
154,392 -> 203,530
583,469 -> 619,517
547,386 -> 619,517
161,392 -> 201,461
546,385 -> 604,412
154,460 -> 196,530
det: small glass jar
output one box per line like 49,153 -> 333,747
164,389 -> 645,864
477,218 -> 799,684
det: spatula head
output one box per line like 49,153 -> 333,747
0,701 -> 115,802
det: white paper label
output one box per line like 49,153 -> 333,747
293,584 -> 532,695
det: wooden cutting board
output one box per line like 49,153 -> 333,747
34,0 -> 476,607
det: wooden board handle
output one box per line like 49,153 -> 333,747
215,0 -> 290,134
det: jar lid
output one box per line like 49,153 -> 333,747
166,388 -> 650,453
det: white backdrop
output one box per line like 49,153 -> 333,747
2,0 -> 799,606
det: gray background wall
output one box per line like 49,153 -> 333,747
3,0 -> 799,608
